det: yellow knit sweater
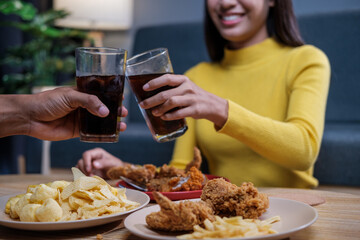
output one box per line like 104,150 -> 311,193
170,38 -> 330,188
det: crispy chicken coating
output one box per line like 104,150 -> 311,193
185,147 -> 202,172
156,164 -> 186,178
147,167 -> 207,192
201,178 -> 269,219
107,164 -> 156,185
146,192 -> 215,231
107,147 -> 205,192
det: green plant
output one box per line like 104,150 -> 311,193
0,0 -> 90,94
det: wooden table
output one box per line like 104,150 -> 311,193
0,173 -> 359,240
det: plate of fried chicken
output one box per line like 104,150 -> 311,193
124,178 -> 318,240
107,147 -> 229,200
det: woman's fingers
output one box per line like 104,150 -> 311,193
118,121 -> 127,132
118,106 -> 128,132
140,87 -> 181,109
140,75 -> 193,109
119,105 -> 128,117
161,106 -> 195,120
136,73 -> 222,122
143,74 -> 184,91
151,95 -> 187,116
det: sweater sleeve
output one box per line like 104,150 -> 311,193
169,117 -> 196,169
218,46 -> 330,171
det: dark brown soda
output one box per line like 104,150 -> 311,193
127,73 -> 186,135
76,75 -> 124,137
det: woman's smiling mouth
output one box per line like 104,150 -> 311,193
220,13 -> 245,26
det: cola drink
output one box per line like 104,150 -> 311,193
127,73 -> 187,137
76,74 -> 124,142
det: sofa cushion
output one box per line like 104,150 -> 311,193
298,11 -> 360,122
314,123 -> 360,186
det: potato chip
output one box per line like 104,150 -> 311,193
99,185 -> 119,201
14,193 -> 32,218
30,184 -> 58,203
60,200 -> 71,212
73,189 -> 101,201
92,191 -> 107,201
110,186 -> 118,196
71,167 -> 86,180
47,180 -> 70,191
92,198 -> 112,209
5,167 -> 141,222
35,198 -> 63,222
26,185 -> 39,194
117,188 -> 127,198
19,203 -> 41,222
61,176 -> 102,200
5,194 -> 23,218
92,175 -> 111,187
57,189 -> 62,205
68,195 -> 91,210
79,206 -> 102,219
68,212 -> 79,221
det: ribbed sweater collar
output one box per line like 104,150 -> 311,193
221,38 -> 283,67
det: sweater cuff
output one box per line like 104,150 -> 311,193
216,99 -> 254,138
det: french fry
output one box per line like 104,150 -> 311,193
178,215 -> 280,239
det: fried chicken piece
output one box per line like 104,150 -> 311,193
170,167 -> 207,191
146,177 -> 173,192
201,178 -> 269,219
107,147 -> 203,190
147,167 -> 207,192
156,147 -> 203,179
185,147 -> 202,172
156,164 -> 186,178
146,192 -> 215,231
107,163 -> 156,185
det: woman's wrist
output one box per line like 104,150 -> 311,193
208,95 -> 228,130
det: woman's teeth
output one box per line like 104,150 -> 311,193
223,15 -> 240,21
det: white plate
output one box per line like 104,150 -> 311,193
124,197 -> 318,240
0,188 -> 149,231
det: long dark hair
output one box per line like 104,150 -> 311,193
205,0 -> 304,62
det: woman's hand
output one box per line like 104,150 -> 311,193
76,148 -> 124,179
139,74 -> 228,129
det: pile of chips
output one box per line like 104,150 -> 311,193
5,168 -> 140,222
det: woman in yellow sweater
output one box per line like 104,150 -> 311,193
77,0 -> 330,188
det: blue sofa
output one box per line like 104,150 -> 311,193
45,10 -> 360,186
298,11 -> 360,186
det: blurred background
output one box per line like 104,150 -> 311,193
96,0 -> 360,56
1,0 -> 360,185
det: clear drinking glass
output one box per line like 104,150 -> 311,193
75,47 -> 127,143
126,48 -> 188,142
